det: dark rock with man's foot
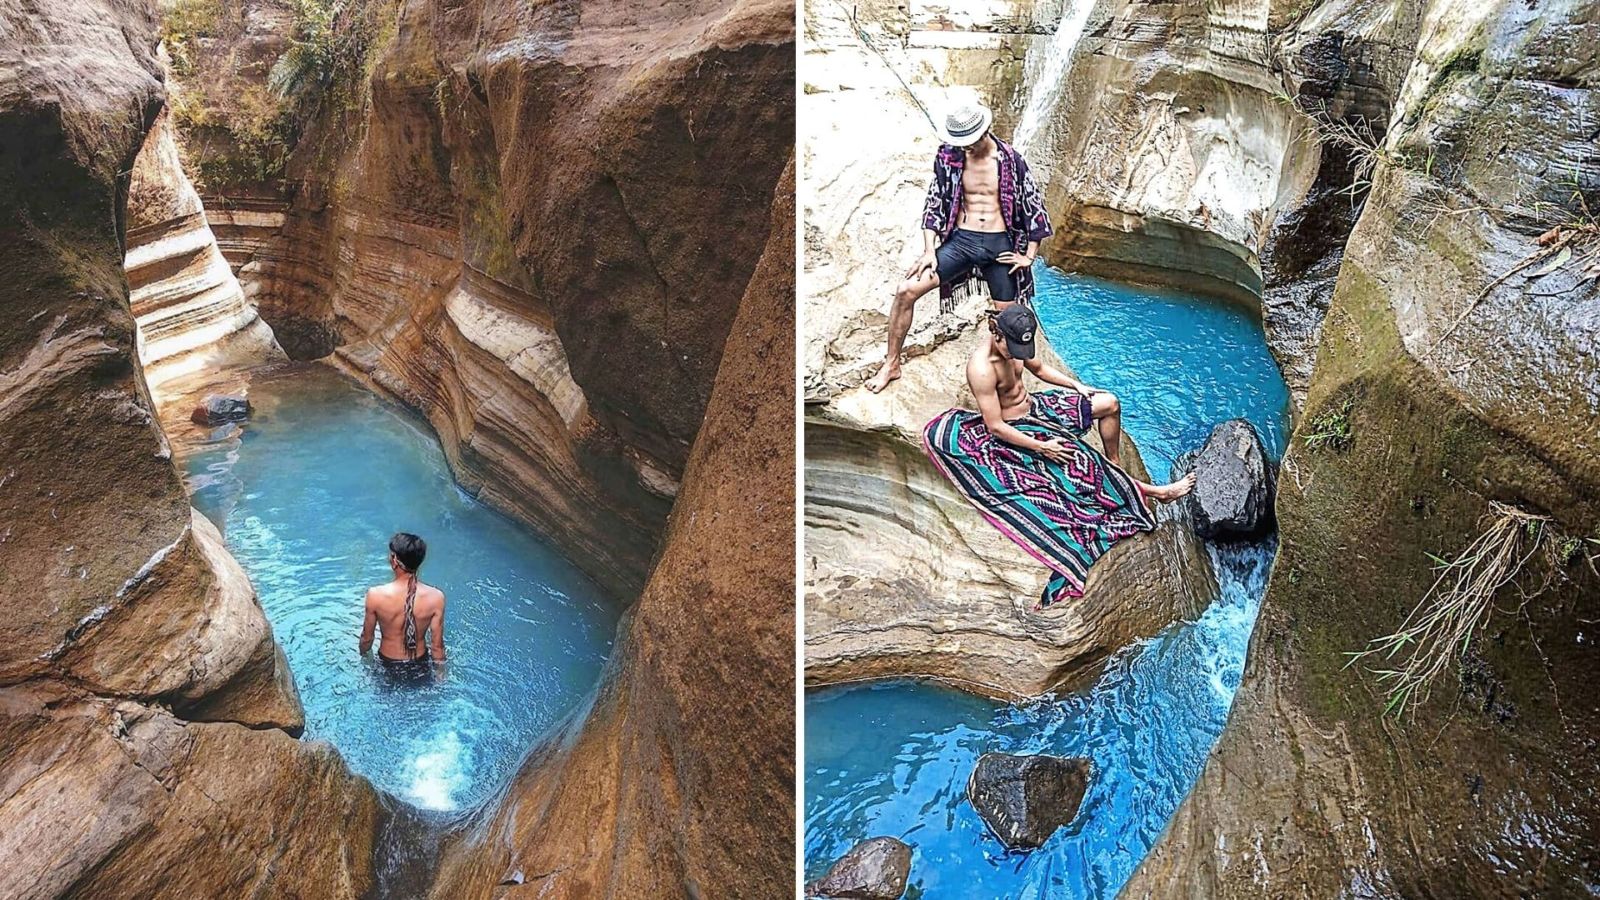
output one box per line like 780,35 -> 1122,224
966,752 -> 1091,850
804,836 -> 912,899
191,394 -> 253,427
1178,419 -> 1274,539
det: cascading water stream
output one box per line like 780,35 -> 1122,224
1012,0 -> 1097,169
804,269 -> 1291,897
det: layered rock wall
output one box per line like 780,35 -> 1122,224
164,0 -> 793,598
430,162 -> 797,900
124,104 -> 284,390
0,1 -> 378,894
1123,1 -> 1600,894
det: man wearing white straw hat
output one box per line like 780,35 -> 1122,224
865,99 -> 1053,393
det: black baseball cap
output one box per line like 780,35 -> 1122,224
993,304 -> 1038,360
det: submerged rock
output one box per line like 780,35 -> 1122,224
805,837 -> 912,899
190,394 -> 253,426
1181,419 -> 1275,539
966,753 -> 1091,850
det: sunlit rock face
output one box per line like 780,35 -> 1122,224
1004,0 -> 1426,408
1123,1 -> 1600,895
124,105 -> 285,391
0,1 -> 377,895
802,0 -> 1216,699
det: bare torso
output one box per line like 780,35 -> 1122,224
970,341 -> 1032,419
958,149 -> 1005,233
366,578 -> 444,660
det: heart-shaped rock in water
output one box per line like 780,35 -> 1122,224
1177,418 -> 1274,539
805,836 -> 912,899
967,752 -> 1090,850
191,394 -> 253,426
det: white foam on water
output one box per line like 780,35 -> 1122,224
404,730 -> 470,811
1013,0 -> 1098,173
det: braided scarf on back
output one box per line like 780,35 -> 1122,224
402,572 -> 419,657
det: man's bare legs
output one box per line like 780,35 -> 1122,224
865,269 -> 941,393
1135,471 -> 1197,502
1088,391 -> 1123,466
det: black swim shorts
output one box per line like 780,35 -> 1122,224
935,228 -> 1018,302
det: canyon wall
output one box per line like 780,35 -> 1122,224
166,0 -> 793,599
125,103 -> 284,391
1123,1 -> 1600,894
431,162 -> 796,900
6,0 -> 794,897
0,1 -> 379,895
803,0 -> 1216,699
1010,0 -> 1424,406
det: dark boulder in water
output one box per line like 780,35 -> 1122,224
805,836 -> 912,899
966,752 -> 1091,850
1180,419 -> 1274,539
191,394 -> 253,426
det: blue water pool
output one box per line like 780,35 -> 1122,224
179,364 -> 618,813
804,268 -> 1291,897
1033,270 -> 1290,478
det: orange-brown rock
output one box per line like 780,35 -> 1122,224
429,161 -> 796,900
168,0 -> 795,598
0,684 -> 377,899
0,1 -> 373,894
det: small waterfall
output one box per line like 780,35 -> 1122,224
1012,0 -> 1097,171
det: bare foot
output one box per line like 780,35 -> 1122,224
864,360 -> 901,393
1142,472 -> 1196,503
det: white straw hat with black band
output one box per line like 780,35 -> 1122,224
937,101 -> 993,147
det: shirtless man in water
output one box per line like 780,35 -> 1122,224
971,305 -> 1197,502
359,532 -> 446,667
866,101 -> 1053,393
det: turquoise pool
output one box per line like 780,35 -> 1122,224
181,364 -> 618,813
804,268 -> 1291,897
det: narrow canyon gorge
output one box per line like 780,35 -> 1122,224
1,0 -> 793,896
805,0 -> 1597,894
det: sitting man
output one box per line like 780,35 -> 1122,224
923,305 -> 1195,609
865,100 -> 1053,393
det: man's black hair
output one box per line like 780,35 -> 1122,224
389,532 -> 427,573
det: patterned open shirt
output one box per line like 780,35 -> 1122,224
920,135 -> 1053,305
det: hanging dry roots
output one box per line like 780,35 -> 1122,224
1345,502 -> 1549,718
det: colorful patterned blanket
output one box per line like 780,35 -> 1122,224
922,389 -> 1156,609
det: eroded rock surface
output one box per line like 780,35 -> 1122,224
125,103 -> 284,392
168,0 -> 794,598
429,163 -> 796,900
803,0 -> 1216,698
1124,2 -> 1600,895
0,1 -> 376,895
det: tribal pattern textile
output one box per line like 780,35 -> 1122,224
920,136 -> 1053,307
923,390 -> 1155,609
